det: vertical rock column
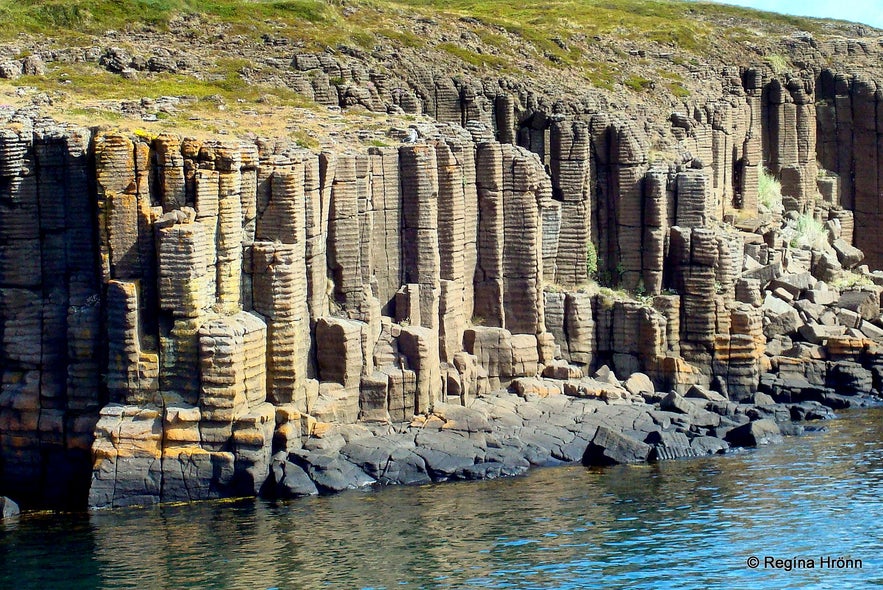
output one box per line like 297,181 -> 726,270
400,144 -> 440,329
154,134 -> 186,212
768,77 -> 817,212
214,143 -> 244,314
474,142 -> 505,326
675,170 -> 712,229
0,124 -> 100,507
369,146 -> 402,314
303,152 -> 328,323
714,304 -> 764,401
436,139 -> 468,362
550,120 -> 590,287
740,68 -> 764,214
252,160 -> 310,410
851,78 -> 883,264
252,242 -> 309,410
501,145 -> 545,336
239,141 -> 259,246
670,227 -> 718,370
198,313 -> 267,449
642,167 -> 669,294
327,154 -> 364,312
62,129 -> 104,487
157,219 -> 212,405
94,132 -> 154,396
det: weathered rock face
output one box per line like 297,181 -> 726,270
5,53 -> 883,509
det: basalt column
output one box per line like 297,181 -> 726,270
549,119 -> 590,287
501,144 -> 546,336
253,158 -> 310,409
474,142 -> 505,326
400,144 -> 440,330
0,123 -> 101,508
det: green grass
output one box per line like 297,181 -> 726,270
0,0 -> 843,110
437,42 -> 510,69
22,61 -> 311,105
790,212 -> 828,250
624,75 -> 653,92
0,0 -> 828,51
0,0 -> 337,36
765,53 -> 790,74
758,167 -> 784,214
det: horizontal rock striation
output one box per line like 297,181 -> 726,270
4,56 -> 883,508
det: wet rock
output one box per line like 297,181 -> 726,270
690,436 -> 729,455
292,450 -> 376,493
828,362 -> 873,395
724,419 -> 783,446
582,426 -> 652,465
646,430 -> 697,460
270,454 -> 320,497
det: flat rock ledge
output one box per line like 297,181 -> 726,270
265,385 -> 853,499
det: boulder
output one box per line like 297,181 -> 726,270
833,239 -> 864,268
798,323 -> 846,344
582,426 -> 652,465
270,454 -> 320,497
769,273 -> 816,299
762,294 -> 802,337
838,289 -> 880,321
292,450 -> 376,493
624,372 -> 654,396
860,321 -> 883,343
660,391 -> 695,414
724,419 -> 783,446
805,288 -> 838,305
685,384 -> 728,403
646,430 -> 697,460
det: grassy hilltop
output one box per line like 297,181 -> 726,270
0,0 -> 871,136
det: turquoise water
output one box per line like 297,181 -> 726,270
3,409 -> 883,589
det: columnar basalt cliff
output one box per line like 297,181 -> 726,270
5,6 -> 883,509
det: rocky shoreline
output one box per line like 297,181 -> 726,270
8,5 -> 883,513
246,376 -> 867,500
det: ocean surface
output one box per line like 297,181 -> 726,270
3,408 -> 883,589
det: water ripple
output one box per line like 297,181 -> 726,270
4,409 -> 883,589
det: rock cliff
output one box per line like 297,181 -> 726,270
3,1 -> 883,509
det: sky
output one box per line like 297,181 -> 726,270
715,0 -> 883,30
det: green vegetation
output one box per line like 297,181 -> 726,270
437,43 -> 510,69
758,167 -> 784,215
586,241 -> 598,280
667,82 -> 690,98
789,212 -> 828,250
831,273 -> 874,290
18,61 -> 311,105
624,75 -> 653,92
765,53 -> 790,74
0,0 -> 340,40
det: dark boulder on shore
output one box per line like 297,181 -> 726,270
725,419 -> 784,447
583,426 -> 653,465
